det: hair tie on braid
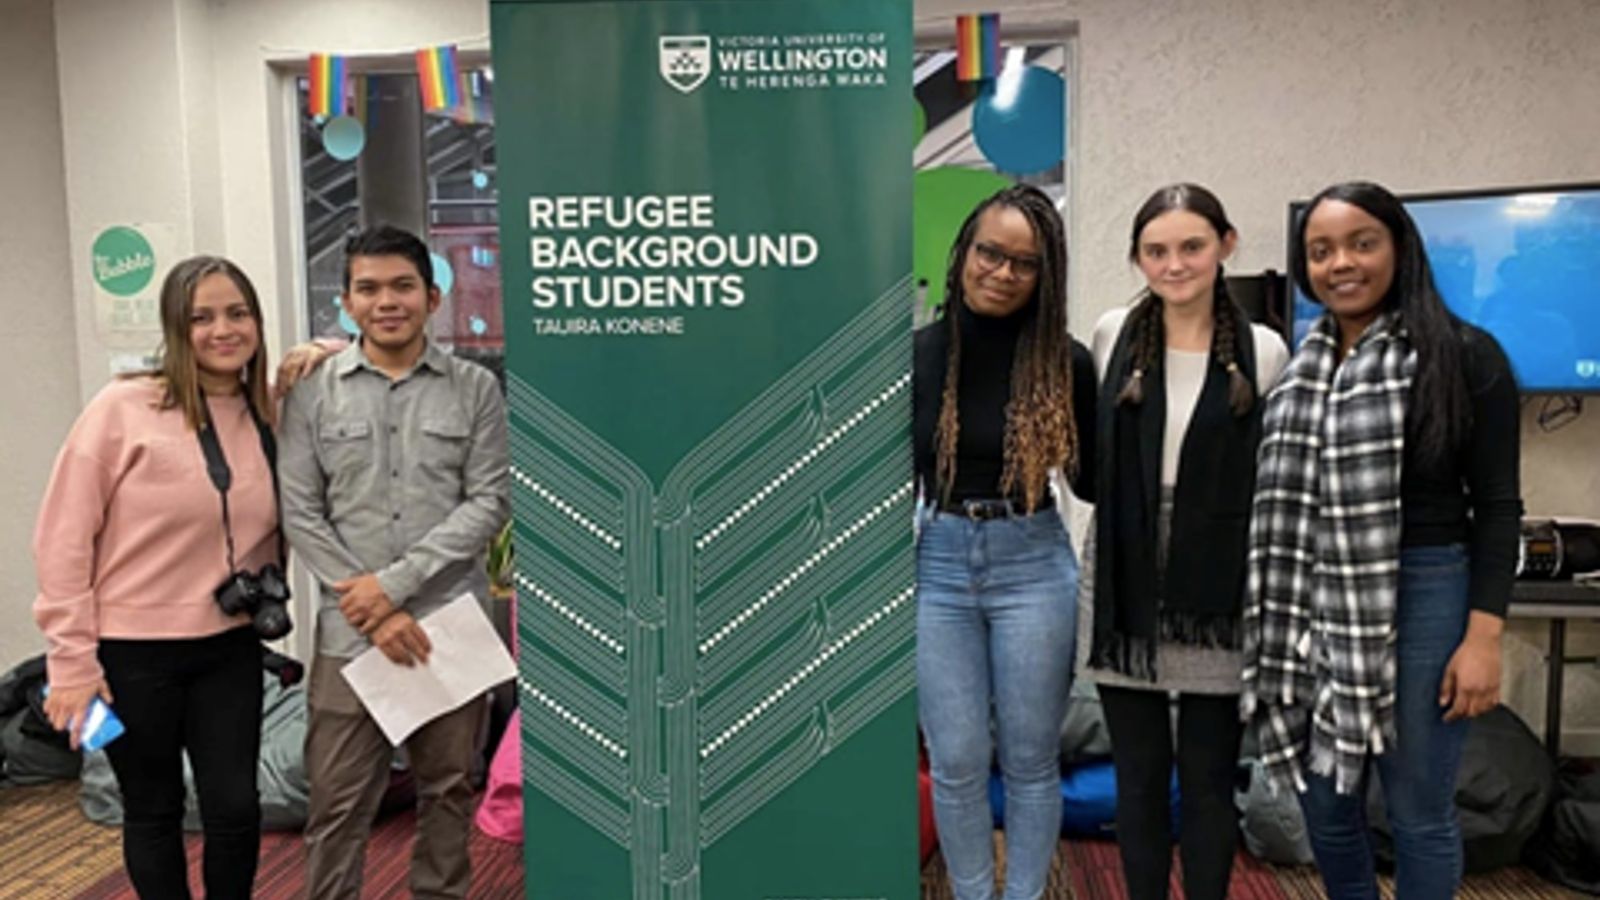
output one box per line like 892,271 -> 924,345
1116,293 -> 1163,407
1215,305 -> 1255,416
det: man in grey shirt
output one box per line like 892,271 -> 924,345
279,225 -> 509,900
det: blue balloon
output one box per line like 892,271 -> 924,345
430,252 -> 455,296
322,116 -> 365,161
469,315 -> 488,336
471,170 -> 489,190
972,66 -> 1065,175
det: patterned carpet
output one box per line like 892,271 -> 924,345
918,835 -> 1584,899
1,780 -> 1584,899
0,781 -> 523,899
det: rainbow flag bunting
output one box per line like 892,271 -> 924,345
955,13 -> 1000,82
415,44 -> 462,111
451,70 -> 493,124
308,53 -> 346,118
453,72 -> 478,123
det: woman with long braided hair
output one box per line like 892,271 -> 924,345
913,184 -> 1096,900
1078,184 -> 1288,900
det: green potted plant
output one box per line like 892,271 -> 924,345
487,519 -> 515,601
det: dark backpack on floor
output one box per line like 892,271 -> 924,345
0,656 -> 81,785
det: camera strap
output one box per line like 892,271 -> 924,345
197,398 -> 285,573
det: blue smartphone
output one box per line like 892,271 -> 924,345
41,685 -> 126,752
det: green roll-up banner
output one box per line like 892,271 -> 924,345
490,2 -> 915,897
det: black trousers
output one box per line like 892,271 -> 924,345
99,626 -> 263,900
1099,685 -> 1243,900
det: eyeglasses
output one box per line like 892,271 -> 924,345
970,242 -> 1042,279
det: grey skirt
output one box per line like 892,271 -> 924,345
1075,492 -> 1243,695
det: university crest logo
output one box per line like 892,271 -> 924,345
660,36 -> 712,93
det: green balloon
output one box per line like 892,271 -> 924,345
913,98 -> 927,145
914,167 -> 1014,310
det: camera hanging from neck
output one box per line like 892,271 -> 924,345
196,399 -> 285,572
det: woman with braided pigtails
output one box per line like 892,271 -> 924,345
1076,184 -> 1288,900
913,184 -> 1096,900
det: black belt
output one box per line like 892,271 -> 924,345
937,497 -> 1050,520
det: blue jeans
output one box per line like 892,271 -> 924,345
917,507 -> 1078,900
1298,544 -> 1471,900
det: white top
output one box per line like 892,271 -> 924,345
1091,305 -> 1290,486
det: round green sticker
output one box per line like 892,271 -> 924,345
92,226 -> 156,297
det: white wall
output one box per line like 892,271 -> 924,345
0,0 -> 79,671
53,0 -> 226,401
204,0 -> 491,363
12,0 -> 1600,744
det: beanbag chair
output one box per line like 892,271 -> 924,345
1237,756 -> 1314,865
1367,705 -> 1554,873
989,759 -> 1178,837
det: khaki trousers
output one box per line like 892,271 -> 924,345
303,653 -> 486,900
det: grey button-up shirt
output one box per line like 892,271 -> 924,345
278,339 -> 510,659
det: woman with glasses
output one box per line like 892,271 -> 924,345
914,184 -> 1096,900
1079,183 -> 1288,900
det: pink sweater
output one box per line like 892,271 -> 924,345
33,378 -> 278,688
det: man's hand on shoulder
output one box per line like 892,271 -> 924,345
334,573 -> 397,634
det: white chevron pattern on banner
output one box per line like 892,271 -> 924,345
510,277 -> 914,899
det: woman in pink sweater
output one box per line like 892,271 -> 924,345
34,256 -> 281,899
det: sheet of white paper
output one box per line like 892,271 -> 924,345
340,593 -> 516,745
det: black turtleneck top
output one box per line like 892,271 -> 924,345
912,299 -> 1097,507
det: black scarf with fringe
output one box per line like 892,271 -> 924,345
1089,307 -> 1261,680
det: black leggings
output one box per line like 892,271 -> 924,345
99,626 -> 263,900
1099,686 -> 1243,900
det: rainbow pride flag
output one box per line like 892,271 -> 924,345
453,72 -> 478,123
955,13 -> 1000,82
451,70 -> 493,124
308,53 -> 346,118
415,44 -> 462,111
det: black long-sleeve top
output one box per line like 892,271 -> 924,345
913,300 -> 1097,506
1400,324 -> 1523,618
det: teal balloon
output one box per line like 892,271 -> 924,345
322,116 -> 365,161
469,315 -> 488,336
430,252 -> 454,296
471,170 -> 489,190
972,67 -> 1065,175
914,167 -> 1014,310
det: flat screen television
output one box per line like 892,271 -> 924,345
1288,183 -> 1600,393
